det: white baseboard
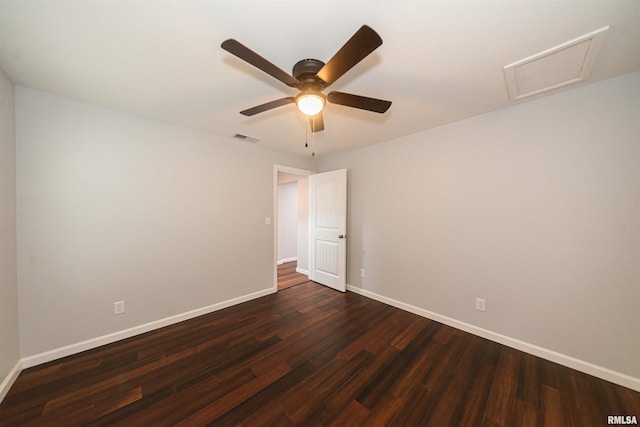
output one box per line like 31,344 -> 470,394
8,284 -> 638,402
296,267 -> 309,276
21,287 -> 276,370
0,360 -> 22,403
346,285 -> 640,392
277,257 -> 297,265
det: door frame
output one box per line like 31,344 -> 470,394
273,165 -> 315,291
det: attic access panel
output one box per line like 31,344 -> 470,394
504,26 -> 609,101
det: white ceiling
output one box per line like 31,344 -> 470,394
0,1 -> 638,157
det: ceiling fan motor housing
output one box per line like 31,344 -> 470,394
293,59 -> 327,88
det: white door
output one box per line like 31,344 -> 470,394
309,169 -> 347,292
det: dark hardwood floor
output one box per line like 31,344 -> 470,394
1,282 -> 638,426
277,261 -> 311,290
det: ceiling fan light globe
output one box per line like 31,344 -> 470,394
296,94 -> 325,116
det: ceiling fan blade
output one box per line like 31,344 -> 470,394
327,91 -> 391,113
240,97 -> 296,116
316,25 -> 383,86
310,112 -> 324,133
221,39 -> 299,88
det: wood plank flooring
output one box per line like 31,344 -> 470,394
1,282 -> 638,426
277,261 -> 310,290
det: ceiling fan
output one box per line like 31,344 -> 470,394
221,25 -> 392,133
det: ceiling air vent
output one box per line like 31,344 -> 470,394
504,26 -> 609,101
233,133 -> 259,143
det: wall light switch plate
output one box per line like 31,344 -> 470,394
114,301 -> 125,315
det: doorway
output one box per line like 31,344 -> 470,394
273,166 -> 348,292
274,165 -> 313,291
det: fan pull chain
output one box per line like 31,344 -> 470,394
311,116 -> 316,157
304,122 -> 308,148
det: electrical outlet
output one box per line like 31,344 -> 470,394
475,298 -> 486,312
114,301 -> 125,315
360,268 -> 365,278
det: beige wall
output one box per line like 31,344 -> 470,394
0,68 -> 19,395
296,176 -> 309,273
277,181 -> 298,262
318,72 -> 640,383
16,86 -> 313,358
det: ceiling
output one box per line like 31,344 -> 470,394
0,1 -> 638,157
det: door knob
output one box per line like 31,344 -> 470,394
338,234 -> 346,239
